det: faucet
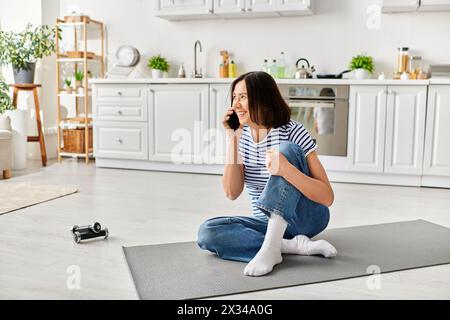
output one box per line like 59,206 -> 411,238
194,40 -> 203,78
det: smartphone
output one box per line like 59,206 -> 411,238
227,110 -> 240,130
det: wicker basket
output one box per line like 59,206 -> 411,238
62,128 -> 93,153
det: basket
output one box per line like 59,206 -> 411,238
62,128 -> 93,153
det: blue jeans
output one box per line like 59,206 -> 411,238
197,142 -> 330,262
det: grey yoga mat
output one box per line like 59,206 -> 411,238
122,220 -> 450,300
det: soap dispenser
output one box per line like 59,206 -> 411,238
178,63 -> 186,78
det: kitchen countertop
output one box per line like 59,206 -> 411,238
89,77 -> 434,86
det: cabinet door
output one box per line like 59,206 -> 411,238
348,86 -> 387,173
423,85 -> 450,176
418,0 -> 450,11
209,84 -> 232,164
277,0 -> 314,15
148,84 -> 209,163
214,0 -> 245,14
155,0 -> 213,20
384,86 -> 427,175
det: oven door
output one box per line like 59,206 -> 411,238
287,98 -> 348,157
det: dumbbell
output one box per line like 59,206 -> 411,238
71,222 -> 102,234
73,228 -> 109,244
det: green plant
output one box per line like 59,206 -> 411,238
75,70 -> 84,82
64,78 -> 72,87
0,76 -> 13,114
148,54 -> 170,72
0,23 -> 60,70
349,54 -> 375,73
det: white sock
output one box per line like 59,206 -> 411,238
281,234 -> 337,258
244,214 -> 286,277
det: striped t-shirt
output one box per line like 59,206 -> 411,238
238,119 -> 317,219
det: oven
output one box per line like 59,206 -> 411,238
278,84 -> 349,157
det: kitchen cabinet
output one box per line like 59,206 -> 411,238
209,84 -> 232,164
156,0 -> 313,20
384,86 -> 427,175
147,84 -> 209,163
382,0 -> 419,12
418,0 -> 450,11
423,85 -> 450,177
155,0 -> 214,20
348,86 -> 387,173
348,85 -> 427,175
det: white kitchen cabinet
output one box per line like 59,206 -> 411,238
147,84 -> 209,163
155,0 -> 214,20
423,85 -> 450,177
209,84 -> 232,164
348,86 -> 387,173
382,0 -> 419,12
384,86 -> 427,175
418,0 -> 450,11
214,0 -> 278,17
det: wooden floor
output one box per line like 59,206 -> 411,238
1,159 -> 449,300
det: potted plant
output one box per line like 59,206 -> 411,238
0,23 -> 60,84
349,54 -> 374,80
148,54 -> 170,79
64,78 -> 73,94
75,70 -> 84,94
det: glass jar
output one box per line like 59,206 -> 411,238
409,56 -> 422,80
397,47 -> 409,73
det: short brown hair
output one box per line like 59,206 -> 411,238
231,71 -> 291,128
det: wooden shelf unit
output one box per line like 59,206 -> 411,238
55,16 -> 104,163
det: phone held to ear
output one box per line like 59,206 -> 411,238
227,110 -> 240,130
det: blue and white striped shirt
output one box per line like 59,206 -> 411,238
238,119 -> 317,218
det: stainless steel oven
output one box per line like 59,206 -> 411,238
278,84 -> 349,157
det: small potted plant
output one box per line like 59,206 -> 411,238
0,77 -> 14,114
0,23 -> 60,84
349,54 -> 374,80
75,70 -> 84,94
64,78 -> 73,94
148,54 -> 170,79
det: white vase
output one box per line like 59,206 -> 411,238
4,110 -> 28,170
354,68 -> 370,80
152,69 -> 163,79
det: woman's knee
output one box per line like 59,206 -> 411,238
278,142 -> 308,173
197,217 -> 227,250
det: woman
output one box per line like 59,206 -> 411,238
197,71 -> 337,277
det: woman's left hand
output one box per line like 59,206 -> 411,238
265,148 -> 290,176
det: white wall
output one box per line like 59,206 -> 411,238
59,0 -> 450,78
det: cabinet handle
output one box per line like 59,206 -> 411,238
117,91 -> 122,96
241,7 -> 246,12
246,7 -> 252,12
117,138 -> 123,144
117,110 -> 123,115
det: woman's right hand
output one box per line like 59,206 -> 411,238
222,107 -> 243,139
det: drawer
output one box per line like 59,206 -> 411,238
94,102 -> 147,122
94,85 -> 146,102
94,122 -> 148,160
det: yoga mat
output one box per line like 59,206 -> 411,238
122,220 -> 450,300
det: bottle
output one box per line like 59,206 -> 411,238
228,60 -> 236,78
397,47 -> 409,74
261,59 -> 269,73
268,59 -> 278,78
178,63 -> 186,78
277,52 -> 286,78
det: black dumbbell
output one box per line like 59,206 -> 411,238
73,228 -> 109,244
71,222 -> 102,234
